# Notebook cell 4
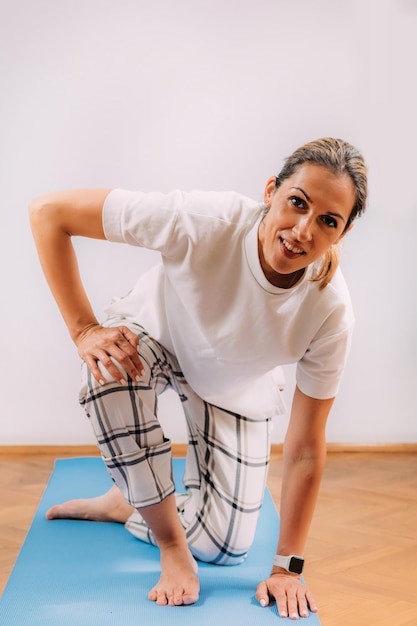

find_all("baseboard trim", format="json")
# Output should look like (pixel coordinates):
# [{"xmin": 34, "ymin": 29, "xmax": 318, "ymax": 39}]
[
  {"xmin": 325, "ymin": 443, "xmax": 417, "ymax": 453},
  {"xmin": 0, "ymin": 443, "xmax": 416, "ymax": 458}
]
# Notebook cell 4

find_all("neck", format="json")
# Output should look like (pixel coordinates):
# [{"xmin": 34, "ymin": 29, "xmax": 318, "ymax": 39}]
[{"xmin": 264, "ymin": 267, "xmax": 305, "ymax": 289}]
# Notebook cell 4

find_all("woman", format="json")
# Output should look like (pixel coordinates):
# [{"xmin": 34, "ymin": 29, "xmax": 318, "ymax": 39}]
[{"xmin": 29, "ymin": 137, "xmax": 367, "ymax": 620}]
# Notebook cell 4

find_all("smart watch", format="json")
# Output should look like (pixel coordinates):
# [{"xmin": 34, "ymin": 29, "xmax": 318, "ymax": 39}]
[{"xmin": 273, "ymin": 554, "xmax": 304, "ymax": 575}]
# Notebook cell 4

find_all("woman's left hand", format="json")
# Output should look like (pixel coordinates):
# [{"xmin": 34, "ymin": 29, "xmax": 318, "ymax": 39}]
[{"xmin": 255, "ymin": 572, "xmax": 318, "ymax": 620}]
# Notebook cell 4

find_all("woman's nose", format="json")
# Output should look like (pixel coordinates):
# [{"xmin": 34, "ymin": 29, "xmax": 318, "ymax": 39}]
[{"xmin": 293, "ymin": 216, "xmax": 314, "ymax": 241}]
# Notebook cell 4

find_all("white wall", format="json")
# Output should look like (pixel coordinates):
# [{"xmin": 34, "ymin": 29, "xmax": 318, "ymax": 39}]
[{"xmin": 1, "ymin": 0, "xmax": 416, "ymax": 445}]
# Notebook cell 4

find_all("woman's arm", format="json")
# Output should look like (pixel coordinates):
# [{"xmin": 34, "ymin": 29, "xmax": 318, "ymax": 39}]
[
  {"xmin": 29, "ymin": 189, "xmax": 109, "ymax": 341},
  {"xmin": 278, "ymin": 386, "xmax": 330, "ymax": 556},
  {"xmin": 256, "ymin": 385, "xmax": 332, "ymax": 619},
  {"xmin": 29, "ymin": 189, "xmax": 143, "ymax": 384}
]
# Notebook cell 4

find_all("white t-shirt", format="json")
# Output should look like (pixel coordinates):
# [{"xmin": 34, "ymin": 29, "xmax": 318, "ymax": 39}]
[{"xmin": 102, "ymin": 189, "xmax": 354, "ymax": 420}]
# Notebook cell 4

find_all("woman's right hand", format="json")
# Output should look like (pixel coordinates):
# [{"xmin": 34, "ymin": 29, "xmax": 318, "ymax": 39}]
[{"xmin": 76, "ymin": 324, "xmax": 144, "ymax": 386}]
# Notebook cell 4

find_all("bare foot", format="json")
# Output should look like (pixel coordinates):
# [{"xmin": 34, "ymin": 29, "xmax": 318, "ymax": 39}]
[
  {"xmin": 148, "ymin": 544, "xmax": 200, "ymax": 606},
  {"xmin": 47, "ymin": 486, "xmax": 200, "ymax": 605},
  {"xmin": 45, "ymin": 485, "xmax": 134, "ymax": 523}
]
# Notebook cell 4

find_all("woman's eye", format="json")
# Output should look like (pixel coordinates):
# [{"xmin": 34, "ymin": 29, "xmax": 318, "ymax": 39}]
[
  {"xmin": 290, "ymin": 196, "xmax": 305, "ymax": 209},
  {"xmin": 321, "ymin": 215, "xmax": 338, "ymax": 228}
]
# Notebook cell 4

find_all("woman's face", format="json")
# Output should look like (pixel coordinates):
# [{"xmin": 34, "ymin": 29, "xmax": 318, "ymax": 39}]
[{"xmin": 258, "ymin": 163, "xmax": 356, "ymax": 288}]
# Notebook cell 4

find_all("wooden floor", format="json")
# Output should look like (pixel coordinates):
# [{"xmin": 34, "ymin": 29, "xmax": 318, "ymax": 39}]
[{"xmin": 1, "ymin": 448, "xmax": 416, "ymax": 626}]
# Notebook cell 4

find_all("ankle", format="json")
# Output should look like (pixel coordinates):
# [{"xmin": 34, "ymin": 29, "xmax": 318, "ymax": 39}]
[{"xmin": 157, "ymin": 535, "xmax": 190, "ymax": 553}]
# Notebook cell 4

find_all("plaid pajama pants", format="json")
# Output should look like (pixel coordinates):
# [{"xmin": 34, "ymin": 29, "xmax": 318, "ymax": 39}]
[{"xmin": 79, "ymin": 323, "xmax": 272, "ymax": 565}]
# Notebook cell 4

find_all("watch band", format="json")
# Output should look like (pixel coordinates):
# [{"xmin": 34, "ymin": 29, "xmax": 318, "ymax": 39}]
[{"xmin": 273, "ymin": 554, "xmax": 304, "ymax": 575}]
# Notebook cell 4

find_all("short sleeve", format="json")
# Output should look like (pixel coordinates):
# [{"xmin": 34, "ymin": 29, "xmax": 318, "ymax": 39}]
[{"xmin": 296, "ymin": 322, "xmax": 354, "ymax": 399}]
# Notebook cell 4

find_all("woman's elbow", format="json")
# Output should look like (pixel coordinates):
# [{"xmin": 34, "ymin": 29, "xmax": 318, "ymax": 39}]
[{"xmin": 28, "ymin": 195, "xmax": 52, "ymax": 224}]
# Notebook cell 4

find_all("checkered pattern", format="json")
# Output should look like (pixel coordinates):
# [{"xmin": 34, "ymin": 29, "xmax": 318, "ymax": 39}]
[{"xmin": 79, "ymin": 324, "xmax": 272, "ymax": 565}]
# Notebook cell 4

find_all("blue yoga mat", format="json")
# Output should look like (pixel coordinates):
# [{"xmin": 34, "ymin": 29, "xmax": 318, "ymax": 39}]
[{"xmin": 0, "ymin": 457, "xmax": 321, "ymax": 625}]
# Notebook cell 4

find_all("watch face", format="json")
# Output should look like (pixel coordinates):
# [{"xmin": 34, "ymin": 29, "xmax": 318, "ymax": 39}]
[{"xmin": 289, "ymin": 556, "xmax": 304, "ymax": 575}]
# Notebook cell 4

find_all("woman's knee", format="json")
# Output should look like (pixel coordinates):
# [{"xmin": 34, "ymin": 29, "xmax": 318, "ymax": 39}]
[
  {"xmin": 185, "ymin": 509, "xmax": 259, "ymax": 566},
  {"xmin": 189, "ymin": 536, "xmax": 250, "ymax": 566},
  {"xmin": 78, "ymin": 361, "xmax": 126, "ymax": 414}
]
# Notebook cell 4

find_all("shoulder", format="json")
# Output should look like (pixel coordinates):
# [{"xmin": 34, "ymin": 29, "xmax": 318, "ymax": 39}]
[
  {"xmin": 102, "ymin": 188, "xmax": 263, "ymax": 251},
  {"xmin": 295, "ymin": 265, "xmax": 355, "ymax": 337},
  {"xmin": 105, "ymin": 188, "xmax": 259, "ymax": 215},
  {"xmin": 305, "ymin": 263, "xmax": 353, "ymax": 311},
  {"xmin": 324, "ymin": 266, "xmax": 354, "ymax": 325}
]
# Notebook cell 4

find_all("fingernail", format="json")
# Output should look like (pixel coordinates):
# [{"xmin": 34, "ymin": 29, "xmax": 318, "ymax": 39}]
[
  {"xmin": 135, "ymin": 375, "xmax": 142, "ymax": 382},
  {"xmin": 99, "ymin": 379, "xmax": 105, "ymax": 386},
  {"xmin": 120, "ymin": 378, "xmax": 127, "ymax": 386},
  {"xmin": 280, "ymin": 612, "xmax": 287, "ymax": 618},
  {"xmin": 260, "ymin": 599, "xmax": 266, "ymax": 607},
  {"xmin": 291, "ymin": 612, "xmax": 299, "ymax": 619}
]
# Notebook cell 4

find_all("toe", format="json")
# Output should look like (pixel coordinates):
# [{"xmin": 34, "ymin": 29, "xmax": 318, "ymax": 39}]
[
  {"xmin": 156, "ymin": 591, "xmax": 168, "ymax": 606},
  {"xmin": 182, "ymin": 593, "xmax": 198, "ymax": 606},
  {"xmin": 148, "ymin": 587, "xmax": 158, "ymax": 602}
]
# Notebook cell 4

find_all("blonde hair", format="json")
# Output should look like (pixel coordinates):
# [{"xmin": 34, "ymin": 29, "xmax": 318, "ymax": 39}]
[{"xmin": 275, "ymin": 137, "xmax": 368, "ymax": 289}]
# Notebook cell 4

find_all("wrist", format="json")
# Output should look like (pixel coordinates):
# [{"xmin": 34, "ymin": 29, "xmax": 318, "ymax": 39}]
[
  {"xmin": 71, "ymin": 321, "xmax": 101, "ymax": 345},
  {"xmin": 271, "ymin": 567, "xmax": 300, "ymax": 579},
  {"xmin": 273, "ymin": 554, "xmax": 304, "ymax": 575}
]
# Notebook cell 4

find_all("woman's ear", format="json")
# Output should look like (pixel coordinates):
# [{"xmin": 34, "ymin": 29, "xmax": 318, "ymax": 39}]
[{"xmin": 263, "ymin": 176, "xmax": 277, "ymax": 205}]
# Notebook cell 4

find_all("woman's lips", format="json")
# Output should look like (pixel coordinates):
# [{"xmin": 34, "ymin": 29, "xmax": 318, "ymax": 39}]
[{"xmin": 280, "ymin": 237, "xmax": 305, "ymax": 259}]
